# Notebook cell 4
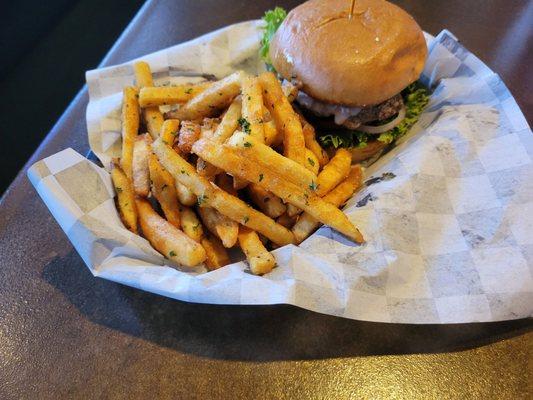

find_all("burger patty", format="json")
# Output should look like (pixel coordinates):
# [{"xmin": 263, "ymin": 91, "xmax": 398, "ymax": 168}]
[{"xmin": 341, "ymin": 94, "xmax": 404, "ymax": 130}]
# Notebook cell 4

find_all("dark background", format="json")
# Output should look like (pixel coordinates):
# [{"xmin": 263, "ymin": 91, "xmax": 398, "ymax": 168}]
[{"xmin": 0, "ymin": 0, "xmax": 145, "ymax": 194}]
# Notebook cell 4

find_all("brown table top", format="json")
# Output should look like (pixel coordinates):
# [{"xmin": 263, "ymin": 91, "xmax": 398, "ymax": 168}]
[{"xmin": 0, "ymin": 1, "xmax": 531, "ymax": 398}]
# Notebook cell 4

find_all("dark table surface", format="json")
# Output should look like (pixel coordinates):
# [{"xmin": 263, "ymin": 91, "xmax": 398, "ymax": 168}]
[{"xmin": 1, "ymin": 0, "xmax": 531, "ymax": 398}]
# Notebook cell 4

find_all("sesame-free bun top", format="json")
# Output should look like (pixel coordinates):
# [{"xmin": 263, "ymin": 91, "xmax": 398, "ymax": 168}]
[{"xmin": 270, "ymin": 0, "xmax": 427, "ymax": 107}]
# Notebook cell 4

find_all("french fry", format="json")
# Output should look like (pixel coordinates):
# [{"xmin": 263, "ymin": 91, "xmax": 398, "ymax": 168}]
[
  {"xmin": 160, "ymin": 119, "xmax": 180, "ymax": 146},
  {"xmin": 241, "ymin": 75, "xmax": 265, "ymax": 142},
  {"xmin": 177, "ymin": 120, "xmax": 201, "ymax": 154},
  {"xmin": 212, "ymin": 97, "xmax": 241, "ymax": 143},
  {"xmin": 175, "ymin": 181, "xmax": 197, "ymax": 206},
  {"xmin": 259, "ymin": 72, "xmax": 306, "ymax": 165},
  {"xmin": 226, "ymin": 130, "xmax": 316, "ymax": 187},
  {"xmin": 247, "ymin": 184, "xmax": 286, "ymax": 218},
  {"xmin": 152, "ymin": 138, "xmax": 295, "ymax": 246},
  {"xmin": 299, "ymin": 114, "xmax": 329, "ymax": 167},
  {"xmin": 281, "ymin": 79, "xmax": 299, "ymax": 102},
  {"xmin": 276, "ymin": 213, "xmax": 297, "ymax": 229},
  {"xmin": 180, "ymin": 206, "xmax": 204, "ymax": 242},
  {"xmin": 144, "ymin": 108, "xmax": 164, "ymax": 139},
  {"xmin": 133, "ymin": 61, "xmax": 163, "ymax": 139},
  {"xmin": 238, "ymin": 226, "xmax": 276, "ymax": 275},
  {"xmin": 133, "ymin": 61, "xmax": 154, "ymax": 87},
  {"xmin": 202, "ymin": 234, "xmax": 230, "ymax": 270},
  {"xmin": 138, "ymin": 82, "xmax": 212, "ymax": 107},
  {"xmin": 192, "ymin": 138, "xmax": 363, "ymax": 243},
  {"xmin": 148, "ymin": 154, "xmax": 181, "ymax": 228},
  {"xmin": 168, "ymin": 71, "xmax": 243, "ymax": 120},
  {"xmin": 263, "ymin": 119, "xmax": 281, "ymax": 147},
  {"xmin": 136, "ymin": 198, "xmax": 206, "ymax": 267},
  {"xmin": 132, "ymin": 134, "xmax": 152, "ymax": 197},
  {"xmin": 315, "ymin": 148, "xmax": 352, "ymax": 197},
  {"xmin": 198, "ymin": 206, "xmax": 239, "ymax": 248},
  {"xmin": 111, "ymin": 161, "xmax": 138, "ymax": 233},
  {"xmin": 120, "ymin": 86, "xmax": 140, "ymax": 179},
  {"xmin": 197, "ymin": 158, "xmax": 221, "ymax": 180},
  {"xmin": 305, "ymin": 148, "xmax": 320, "ymax": 176},
  {"xmin": 286, "ymin": 204, "xmax": 301, "ymax": 218},
  {"xmin": 215, "ymin": 173, "xmax": 237, "ymax": 196},
  {"xmin": 293, "ymin": 165, "xmax": 364, "ymax": 243},
  {"xmin": 233, "ymin": 177, "xmax": 248, "ymax": 191}
]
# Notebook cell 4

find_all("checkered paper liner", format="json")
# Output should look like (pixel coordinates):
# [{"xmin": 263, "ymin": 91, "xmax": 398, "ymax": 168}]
[{"xmin": 28, "ymin": 21, "xmax": 533, "ymax": 323}]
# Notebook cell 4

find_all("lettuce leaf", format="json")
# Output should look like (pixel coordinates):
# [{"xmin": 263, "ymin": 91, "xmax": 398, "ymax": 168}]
[
  {"xmin": 260, "ymin": 7, "xmax": 287, "ymax": 68},
  {"xmin": 319, "ymin": 82, "xmax": 430, "ymax": 149}
]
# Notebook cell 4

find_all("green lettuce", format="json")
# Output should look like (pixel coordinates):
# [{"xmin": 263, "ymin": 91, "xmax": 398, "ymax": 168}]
[
  {"xmin": 260, "ymin": 7, "xmax": 287, "ymax": 68},
  {"xmin": 319, "ymin": 82, "xmax": 430, "ymax": 149}
]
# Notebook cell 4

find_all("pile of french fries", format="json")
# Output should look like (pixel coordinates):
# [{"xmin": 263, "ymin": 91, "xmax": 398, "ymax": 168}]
[{"xmin": 110, "ymin": 61, "xmax": 365, "ymax": 275}]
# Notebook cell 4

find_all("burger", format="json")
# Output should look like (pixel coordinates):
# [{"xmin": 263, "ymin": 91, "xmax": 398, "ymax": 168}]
[{"xmin": 261, "ymin": 0, "xmax": 430, "ymax": 163}]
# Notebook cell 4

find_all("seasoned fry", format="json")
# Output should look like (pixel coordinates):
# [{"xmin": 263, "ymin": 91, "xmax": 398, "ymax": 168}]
[
  {"xmin": 133, "ymin": 61, "xmax": 154, "ymax": 87},
  {"xmin": 120, "ymin": 86, "xmax": 140, "ymax": 179},
  {"xmin": 293, "ymin": 165, "xmax": 364, "ymax": 243},
  {"xmin": 259, "ymin": 72, "xmax": 306, "ymax": 165},
  {"xmin": 247, "ymin": 184, "xmax": 287, "ymax": 218},
  {"xmin": 168, "ymin": 71, "xmax": 243, "ymax": 120},
  {"xmin": 232, "ymin": 177, "xmax": 248, "ymax": 190},
  {"xmin": 180, "ymin": 206, "xmax": 203, "ymax": 242},
  {"xmin": 192, "ymin": 138, "xmax": 363, "ymax": 243},
  {"xmin": 160, "ymin": 119, "xmax": 180, "ymax": 146},
  {"xmin": 241, "ymin": 75, "xmax": 265, "ymax": 141},
  {"xmin": 110, "ymin": 61, "xmax": 369, "ymax": 277},
  {"xmin": 276, "ymin": 213, "xmax": 297, "ymax": 229},
  {"xmin": 111, "ymin": 161, "xmax": 138, "ymax": 233},
  {"xmin": 175, "ymin": 181, "xmax": 197, "ymax": 206},
  {"xmin": 132, "ymin": 134, "xmax": 152, "ymax": 197},
  {"xmin": 136, "ymin": 198, "xmax": 206, "ymax": 267},
  {"xmin": 286, "ymin": 204, "xmax": 301, "ymax": 218},
  {"xmin": 177, "ymin": 120, "xmax": 201, "ymax": 154},
  {"xmin": 202, "ymin": 234, "xmax": 230, "ymax": 270},
  {"xmin": 196, "ymin": 158, "xmax": 221, "ymax": 180},
  {"xmin": 212, "ymin": 97, "xmax": 241, "ymax": 143},
  {"xmin": 263, "ymin": 119, "xmax": 281, "ymax": 147},
  {"xmin": 198, "ymin": 207, "xmax": 239, "ymax": 248},
  {"xmin": 215, "ymin": 173, "xmax": 237, "ymax": 195},
  {"xmin": 315, "ymin": 148, "xmax": 352, "ymax": 197},
  {"xmin": 148, "ymin": 154, "xmax": 181, "ymax": 228},
  {"xmin": 152, "ymin": 138, "xmax": 295, "ymax": 246},
  {"xmin": 138, "ymin": 82, "xmax": 212, "ymax": 107},
  {"xmin": 299, "ymin": 114, "xmax": 329, "ymax": 167},
  {"xmin": 144, "ymin": 108, "xmax": 165, "ymax": 139},
  {"xmin": 201, "ymin": 117, "xmax": 220, "ymax": 132},
  {"xmin": 238, "ymin": 226, "xmax": 276, "ymax": 275},
  {"xmin": 305, "ymin": 148, "xmax": 320, "ymax": 176},
  {"xmin": 133, "ymin": 61, "xmax": 163, "ymax": 138},
  {"xmin": 281, "ymin": 79, "xmax": 299, "ymax": 102},
  {"xmin": 226, "ymin": 130, "xmax": 316, "ymax": 187}
]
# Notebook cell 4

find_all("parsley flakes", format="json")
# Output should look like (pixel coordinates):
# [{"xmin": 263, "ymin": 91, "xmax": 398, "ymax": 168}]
[
  {"xmin": 197, "ymin": 195, "xmax": 208, "ymax": 206},
  {"xmin": 238, "ymin": 117, "xmax": 251, "ymax": 134}
]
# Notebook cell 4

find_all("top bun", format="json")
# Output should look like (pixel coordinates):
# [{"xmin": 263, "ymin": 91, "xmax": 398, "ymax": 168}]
[{"xmin": 270, "ymin": 0, "xmax": 427, "ymax": 107}]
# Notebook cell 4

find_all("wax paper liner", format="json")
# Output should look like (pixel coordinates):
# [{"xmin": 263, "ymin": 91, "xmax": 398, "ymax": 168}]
[{"xmin": 29, "ymin": 21, "xmax": 533, "ymax": 323}]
